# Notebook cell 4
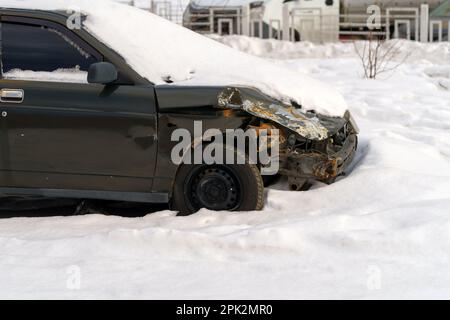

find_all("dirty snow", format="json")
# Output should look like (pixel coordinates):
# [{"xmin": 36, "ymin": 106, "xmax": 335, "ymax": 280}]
[
  {"xmin": 0, "ymin": 35, "xmax": 449, "ymax": 299},
  {"xmin": 2, "ymin": 0, "xmax": 347, "ymax": 117}
]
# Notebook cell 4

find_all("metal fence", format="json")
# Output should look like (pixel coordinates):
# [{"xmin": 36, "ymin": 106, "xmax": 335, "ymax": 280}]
[
  {"xmin": 150, "ymin": 0, "xmax": 185, "ymax": 25},
  {"xmin": 182, "ymin": 3, "xmax": 449, "ymax": 43},
  {"xmin": 122, "ymin": 1, "xmax": 449, "ymax": 43}
]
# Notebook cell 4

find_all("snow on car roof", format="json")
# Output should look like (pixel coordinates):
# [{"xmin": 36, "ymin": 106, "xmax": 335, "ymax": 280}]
[{"xmin": 2, "ymin": 0, "xmax": 348, "ymax": 116}]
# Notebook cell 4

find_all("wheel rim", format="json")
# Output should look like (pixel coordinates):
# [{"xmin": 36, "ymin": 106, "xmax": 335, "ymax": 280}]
[{"xmin": 186, "ymin": 165, "xmax": 242, "ymax": 211}]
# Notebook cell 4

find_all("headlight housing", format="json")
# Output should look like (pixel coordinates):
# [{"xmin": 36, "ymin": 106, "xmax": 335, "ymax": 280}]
[{"xmin": 344, "ymin": 110, "xmax": 360, "ymax": 134}]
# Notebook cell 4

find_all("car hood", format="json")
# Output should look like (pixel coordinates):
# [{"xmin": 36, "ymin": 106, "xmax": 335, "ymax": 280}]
[{"xmin": 155, "ymin": 85, "xmax": 348, "ymax": 140}]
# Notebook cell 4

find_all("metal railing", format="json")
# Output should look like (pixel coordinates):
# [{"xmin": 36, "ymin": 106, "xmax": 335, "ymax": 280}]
[{"xmin": 121, "ymin": 1, "xmax": 450, "ymax": 43}]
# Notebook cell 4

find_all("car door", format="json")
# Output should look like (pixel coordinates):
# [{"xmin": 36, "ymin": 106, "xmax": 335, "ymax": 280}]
[{"xmin": 0, "ymin": 16, "xmax": 158, "ymax": 194}]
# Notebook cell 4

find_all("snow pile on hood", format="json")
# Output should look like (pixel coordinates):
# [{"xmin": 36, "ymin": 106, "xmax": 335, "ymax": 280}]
[{"xmin": 2, "ymin": 0, "xmax": 348, "ymax": 117}]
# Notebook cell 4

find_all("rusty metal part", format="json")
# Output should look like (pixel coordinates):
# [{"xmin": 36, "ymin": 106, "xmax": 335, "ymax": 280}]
[
  {"xmin": 243, "ymin": 101, "xmax": 329, "ymax": 140},
  {"xmin": 218, "ymin": 87, "xmax": 329, "ymax": 140},
  {"xmin": 287, "ymin": 177, "xmax": 309, "ymax": 191},
  {"xmin": 218, "ymin": 87, "xmax": 241, "ymax": 108},
  {"xmin": 222, "ymin": 109, "xmax": 235, "ymax": 118},
  {"xmin": 279, "ymin": 134, "xmax": 358, "ymax": 184},
  {"xmin": 247, "ymin": 122, "xmax": 287, "ymax": 145}
]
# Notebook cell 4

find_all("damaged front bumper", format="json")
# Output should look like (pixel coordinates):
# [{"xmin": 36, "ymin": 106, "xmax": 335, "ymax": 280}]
[
  {"xmin": 279, "ymin": 133, "xmax": 358, "ymax": 189},
  {"xmin": 217, "ymin": 86, "xmax": 359, "ymax": 189}
]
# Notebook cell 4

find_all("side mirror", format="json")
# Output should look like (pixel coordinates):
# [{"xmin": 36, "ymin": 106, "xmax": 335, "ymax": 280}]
[{"xmin": 88, "ymin": 62, "xmax": 118, "ymax": 84}]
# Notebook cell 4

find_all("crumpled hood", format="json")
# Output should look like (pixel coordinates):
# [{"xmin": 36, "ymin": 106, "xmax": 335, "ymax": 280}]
[{"xmin": 217, "ymin": 87, "xmax": 348, "ymax": 140}]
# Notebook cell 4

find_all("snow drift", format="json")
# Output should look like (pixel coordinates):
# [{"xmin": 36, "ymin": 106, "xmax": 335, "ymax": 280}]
[
  {"xmin": 211, "ymin": 35, "xmax": 450, "ymax": 63},
  {"xmin": 2, "ymin": 0, "xmax": 348, "ymax": 116}
]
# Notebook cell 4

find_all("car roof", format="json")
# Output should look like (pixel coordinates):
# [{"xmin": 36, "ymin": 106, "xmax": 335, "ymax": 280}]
[{"xmin": 0, "ymin": 7, "xmax": 86, "ymax": 19}]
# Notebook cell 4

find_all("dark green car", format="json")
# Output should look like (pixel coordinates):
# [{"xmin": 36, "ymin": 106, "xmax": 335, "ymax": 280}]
[{"xmin": 0, "ymin": 8, "xmax": 358, "ymax": 215}]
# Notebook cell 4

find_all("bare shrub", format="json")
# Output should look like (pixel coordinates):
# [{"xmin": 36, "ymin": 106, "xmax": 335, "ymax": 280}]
[{"xmin": 353, "ymin": 32, "xmax": 411, "ymax": 79}]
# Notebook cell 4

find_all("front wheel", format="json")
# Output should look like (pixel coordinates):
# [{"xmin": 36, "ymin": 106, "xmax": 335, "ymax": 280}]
[{"xmin": 171, "ymin": 163, "xmax": 264, "ymax": 216}]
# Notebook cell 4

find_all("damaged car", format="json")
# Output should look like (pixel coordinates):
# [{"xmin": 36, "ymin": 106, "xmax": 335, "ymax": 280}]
[
  {"xmin": 0, "ymin": 1, "xmax": 358, "ymax": 215},
  {"xmin": 216, "ymin": 87, "xmax": 359, "ymax": 190}
]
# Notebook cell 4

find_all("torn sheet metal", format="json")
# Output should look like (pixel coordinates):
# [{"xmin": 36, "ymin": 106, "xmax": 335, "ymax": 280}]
[{"xmin": 217, "ymin": 87, "xmax": 329, "ymax": 140}]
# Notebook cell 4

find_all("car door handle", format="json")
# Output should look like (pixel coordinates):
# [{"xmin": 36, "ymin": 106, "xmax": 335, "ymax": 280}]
[{"xmin": 0, "ymin": 89, "xmax": 24, "ymax": 103}]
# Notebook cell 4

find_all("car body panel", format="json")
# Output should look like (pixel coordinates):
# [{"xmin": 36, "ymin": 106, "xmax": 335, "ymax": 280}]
[
  {"xmin": 0, "ymin": 79, "xmax": 158, "ymax": 192},
  {"xmin": 155, "ymin": 85, "xmax": 224, "ymax": 110}
]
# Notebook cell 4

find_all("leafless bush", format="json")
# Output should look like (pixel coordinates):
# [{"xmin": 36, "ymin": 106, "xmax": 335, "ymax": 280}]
[{"xmin": 353, "ymin": 33, "xmax": 411, "ymax": 79}]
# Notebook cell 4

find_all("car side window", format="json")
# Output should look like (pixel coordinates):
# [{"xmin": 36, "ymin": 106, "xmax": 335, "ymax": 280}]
[{"xmin": 0, "ymin": 20, "xmax": 101, "ymax": 83}]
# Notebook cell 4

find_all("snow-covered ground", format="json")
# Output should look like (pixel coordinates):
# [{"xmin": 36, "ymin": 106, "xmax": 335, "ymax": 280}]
[{"xmin": 1, "ymin": 36, "xmax": 450, "ymax": 299}]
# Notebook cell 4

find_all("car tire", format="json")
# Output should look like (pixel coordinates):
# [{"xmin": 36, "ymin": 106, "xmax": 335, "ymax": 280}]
[{"xmin": 172, "ymin": 163, "xmax": 264, "ymax": 216}]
